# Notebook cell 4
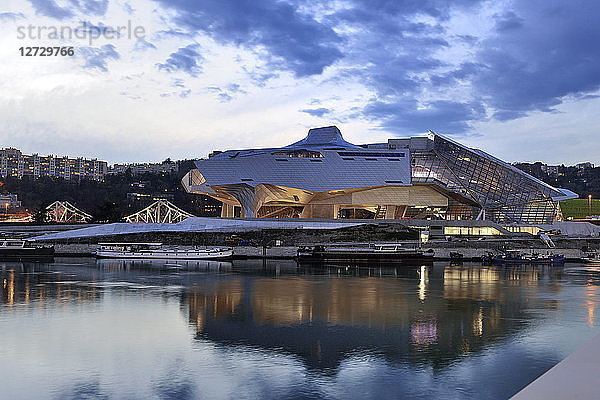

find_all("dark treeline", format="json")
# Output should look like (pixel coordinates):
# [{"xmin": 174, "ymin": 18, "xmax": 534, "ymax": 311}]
[
  {"xmin": 514, "ymin": 162, "xmax": 599, "ymax": 197},
  {"xmin": 1, "ymin": 161, "xmax": 220, "ymax": 222}
]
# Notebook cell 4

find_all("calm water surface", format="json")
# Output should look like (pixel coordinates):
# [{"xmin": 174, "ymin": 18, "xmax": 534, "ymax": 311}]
[{"xmin": 1, "ymin": 258, "xmax": 600, "ymax": 400}]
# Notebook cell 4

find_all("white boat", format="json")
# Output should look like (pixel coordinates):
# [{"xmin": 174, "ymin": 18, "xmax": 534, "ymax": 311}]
[
  {"xmin": 582, "ymin": 251, "xmax": 600, "ymax": 265},
  {"xmin": 0, "ymin": 238, "xmax": 54, "ymax": 259},
  {"xmin": 94, "ymin": 243, "xmax": 233, "ymax": 260}
]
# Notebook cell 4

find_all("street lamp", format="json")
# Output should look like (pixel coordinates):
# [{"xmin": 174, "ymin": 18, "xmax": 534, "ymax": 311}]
[{"xmin": 589, "ymin": 195, "xmax": 593, "ymax": 217}]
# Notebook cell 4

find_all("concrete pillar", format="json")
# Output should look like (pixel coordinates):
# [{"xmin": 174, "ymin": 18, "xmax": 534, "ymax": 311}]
[
  {"xmin": 227, "ymin": 184, "xmax": 260, "ymax": 218},
  {"xmin": 300, "ymin": 205, "xmax": 312, "ymax": 218},
  {"xmin": 400, "ymin": 206, "xmax": 408, "ymax": 218},
  {"xmin": 221, "ymin": 203, "xmax": 235, "ymax": 217},
  {"xmin": 385, "ymin": 205, "xmax": 396, "ymax": 219}
]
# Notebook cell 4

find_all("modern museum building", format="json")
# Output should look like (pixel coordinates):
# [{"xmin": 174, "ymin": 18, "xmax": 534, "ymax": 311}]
[{"xmin": 182, "ymin": 126, "xmax": 577, "ymax": 224}]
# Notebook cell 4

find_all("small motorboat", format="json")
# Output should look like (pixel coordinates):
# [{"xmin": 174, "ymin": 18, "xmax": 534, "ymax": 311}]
[
  {"xmin": 449, "ymin": 251, "xmax": 464, "ymax": 265},
  {"xmin": 482, "ymin": 249, "xmax": 564, "ymax": 264},
  {"xmin": 94, "ymin": 243, "xmax": 233, "ymax": 260},
  {"xmin": 0, "ymin": 238, "xmax": 55, "ymax": 260},
  {"xmin": 581, "ymin": 251, "xmax": 600, "ymax": 265}
]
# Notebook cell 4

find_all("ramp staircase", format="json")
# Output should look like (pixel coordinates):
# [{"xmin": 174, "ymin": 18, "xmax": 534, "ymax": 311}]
[{"xmin": 539, "ymin": 232, "xmax": 556, "ymax": 248}]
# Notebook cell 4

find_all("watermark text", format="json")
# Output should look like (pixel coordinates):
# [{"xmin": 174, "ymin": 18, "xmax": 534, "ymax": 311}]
[{"xmin": 17, "ymin": 21, "xmax": 146, "ymax": 45}]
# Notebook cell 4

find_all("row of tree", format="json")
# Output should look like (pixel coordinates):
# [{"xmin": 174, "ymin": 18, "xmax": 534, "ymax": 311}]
[
  {"xmin": 514, "ymin": 162, "xmax": 599, "ymax": 197},
  {"xmin": 1, "ymin": 164, "xmax": 221, "ymax": 223}
]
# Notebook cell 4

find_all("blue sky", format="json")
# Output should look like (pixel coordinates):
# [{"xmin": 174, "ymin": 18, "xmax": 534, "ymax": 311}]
[{"xmin": 0, "ymin": 0, "xmax": 599, "ymax": 164}]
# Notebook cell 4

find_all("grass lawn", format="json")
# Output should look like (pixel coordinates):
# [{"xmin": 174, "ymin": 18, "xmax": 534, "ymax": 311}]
[{"xmin": 560, "ymin": 198, "xmax": 600, "ymax": 219}]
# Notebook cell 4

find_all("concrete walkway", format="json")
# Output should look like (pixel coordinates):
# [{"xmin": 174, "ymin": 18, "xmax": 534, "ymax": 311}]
[
  {"xmin": 510, "ymin": 333, "xmax": 600, "ymax": 399},
  {"xmin": 30, "ymin": 217, "xmax": 369, "ymax": 241}
]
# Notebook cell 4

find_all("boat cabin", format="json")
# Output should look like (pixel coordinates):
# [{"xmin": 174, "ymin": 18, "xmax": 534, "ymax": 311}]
[
  {"xmin": 0, "ymin": 239, "xmax": 28, "ymax": 248},
  {"xmin": 98, "ymin": 243, "xmax": 163, "ymax": 252}
]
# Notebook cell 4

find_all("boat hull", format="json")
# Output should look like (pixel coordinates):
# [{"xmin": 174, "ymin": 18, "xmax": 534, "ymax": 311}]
[
  {"xmin": 488, "ymin": 256, "xmax": 565, "ymax": 264},
  {"xmin": 94, "ymin": 249, "xmax": 233, "ymax": 260},
  {"xmin": 0, "ymin": 247, "xmax": 55, "ymax": 260},
  {"xmin": 297, "ymin": 251, "xmax": 434, "ymax": 264}
]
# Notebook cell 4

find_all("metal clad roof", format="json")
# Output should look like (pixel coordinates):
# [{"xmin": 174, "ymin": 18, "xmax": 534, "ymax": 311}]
[
  {"xmin": 194, "ymin": 148, "xmax": 412, "ymax": 191},
  {"xmin": 284, "ymin": 126, "xmax": 362, "ymax": 149}
]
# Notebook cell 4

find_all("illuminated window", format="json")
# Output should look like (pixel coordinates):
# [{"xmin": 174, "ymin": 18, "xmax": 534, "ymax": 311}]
[{"xmin": 271, "ymin": 150, "xmax": 323, "ymax": 158}]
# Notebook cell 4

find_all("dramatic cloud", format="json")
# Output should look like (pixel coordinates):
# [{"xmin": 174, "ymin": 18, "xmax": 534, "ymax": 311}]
[
  {"xmin": 27, "ymin": 0, "xmax": 73, "ymax": 19},
  {"xmin": 340, "ymin": 0, "xmax": 482, "ymax": 21},
  {"xmin": 171, "ymin": 79, "xmax": 185, "ymax": 88},
  {"xmin": 157, "ymin": 44, "xmax": 204, "ymax": 76},
  {"xmin": 217, "ymin": 93, "xmax": 233, "ymax": 103},
  {"xmin": 3, "ymin": 0, "xmax": 600, "ymax": 164},
  {"xmin": 300, "ymin": 108, "xmax": 332, "ymax": 117},
  {"xmin": 154, "ymin": 0, "xmax": 343, "ymax": 77},
  {"xmin": 226, "ymin": 83, "xmax": 246, "ymax": 94},
  {"xmin": 27, "ymin": 0, "xmax": 108, "ymax": 18},
  {"xmin": 472, "ymin": 0, "xmax": 600, "ymax": 120},
  {"xmin": 241, "ymin": 67, "xmax": 279, "ymax": 87},
  {"xmin": 69, "ymin": 0, "xmax": 109, "ymax": 15},
  {"xmin": 365, "ymin": 99, "xmax": 486, "ymax": 134},
  {"xmin": 0, "ymin": 12, "xmax": 25, "ymax": 21},
  {"xmin": 78, "ymin": 44, "xmax": 120, "ymax": 71},
  {"xmin": 76, "ymin": 20, "xmax": 120, "ymax": 37},
  {"xmin": 133, "ymin": 38, "xmax": 157, "ymax": 51},
  {"xmin": 328, "ymin": 0, "xmax": 486, "ymax": 133}
]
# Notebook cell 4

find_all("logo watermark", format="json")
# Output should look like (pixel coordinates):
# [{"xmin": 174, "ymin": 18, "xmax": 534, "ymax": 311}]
[{"xmin": 17, "ymin": 20, "xmax": 146, "ymax": 46}]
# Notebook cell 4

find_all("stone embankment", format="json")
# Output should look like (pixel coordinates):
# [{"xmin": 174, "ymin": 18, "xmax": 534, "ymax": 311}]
[{"xmin": 53, "ymin": 243, "xmax": 587, "ymax": 261}]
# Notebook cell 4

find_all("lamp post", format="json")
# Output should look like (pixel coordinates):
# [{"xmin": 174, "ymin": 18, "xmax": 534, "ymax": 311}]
[{"xmin": 589, "ymin": 195, "xmax": 593, "ymax": 217}]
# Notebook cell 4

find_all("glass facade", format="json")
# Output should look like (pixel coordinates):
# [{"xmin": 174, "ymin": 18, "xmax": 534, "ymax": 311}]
[
  {"xmin": 443, "ymin": 226, "xmax": 502, "ymax": 236},
  {"xmin": 410, "ymin": 134, "xmax": 568, "ymax": 224}
]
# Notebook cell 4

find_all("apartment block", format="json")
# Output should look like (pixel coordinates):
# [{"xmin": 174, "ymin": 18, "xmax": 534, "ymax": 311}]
[{"xmin": 0, "ymin": 148, "xmax": 107, "ymax": 181}]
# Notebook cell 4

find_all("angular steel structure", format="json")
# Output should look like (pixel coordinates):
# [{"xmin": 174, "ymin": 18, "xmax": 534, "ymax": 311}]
[
  {"xmin": 182, "ymin": 126, "xmax": 577, "ymax": 223},
  {"xmin": 45, "ymin": 201, "xmax": 93, "ymax": 223},
  {"xmin": 124, "ymin": 200, "xmax": 195, "ymax": 223}
]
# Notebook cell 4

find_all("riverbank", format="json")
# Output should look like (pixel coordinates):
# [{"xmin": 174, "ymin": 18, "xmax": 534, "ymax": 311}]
[
  {"xmin": 51, "ymin": 243, "xmax": 588, "ymax": 261},
  {"xmin": 5, "ymin": 220, "xmax": 600, "ymax": 261}
]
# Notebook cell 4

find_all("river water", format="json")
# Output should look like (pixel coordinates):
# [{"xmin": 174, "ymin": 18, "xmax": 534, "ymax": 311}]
[{"xmin": 1, "ymin": 258, "xmax": 599, "ymax": 400}]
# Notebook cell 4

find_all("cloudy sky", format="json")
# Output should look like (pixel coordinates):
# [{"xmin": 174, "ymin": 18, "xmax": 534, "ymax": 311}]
[{"xmin": 0, "ymin": 0, "xmax": 598, "ymax": 164}]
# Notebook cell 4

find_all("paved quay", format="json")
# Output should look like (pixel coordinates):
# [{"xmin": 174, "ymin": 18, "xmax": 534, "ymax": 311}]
[
  {"xmin": 52, "ymin": 244, "xmax": 300, "ymax": 258},
  {"xmin": 51, "ymin": 243, "xmax": 584, "ymax": 260},
  {"xmin": 30, "ymin": 217, "xmax": 368, "ymax": 241},
  {"xmin": 510, "ymin": 333, "xmax": 600, "ymax": 399}
]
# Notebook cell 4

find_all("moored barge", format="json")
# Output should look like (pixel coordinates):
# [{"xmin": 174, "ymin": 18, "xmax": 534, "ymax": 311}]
[
  {"xmin": 0, "ymin": 238, "xmax": 55, "ymax": 260},
  {"xmin": 297, "ymin": 244, "xmax": 434, "ymax": 264},
  {"xmin": 94, "ymin": 243, "xmax": 233, "ymax": 260}
]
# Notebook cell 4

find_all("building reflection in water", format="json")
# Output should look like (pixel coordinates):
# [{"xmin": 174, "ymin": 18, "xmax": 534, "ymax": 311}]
[
  {"xmin": 1, "ymin": 262, "xmax": 102, "ymax": 308},
  {"xmin": 182, "ymin": 262, "xmax": 568, "ymax": 370},
  {"xmin": 418, "ymin": 265, "xmax": 428, "ymax": 301},
  {"xmin": 187, "ymin": 281, "xmax": 242, "ymax": 333},
  {"xmin": 585, "ymin": 285, "xmax": 597, "ymax": 327},
  {"xmin": 1, "ymin": 259, "xmax": 589, "ymax": 374},
  {"xmin": 410, "ymin": 320, "xmax": 437, "ymax": 346}
]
